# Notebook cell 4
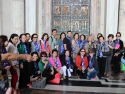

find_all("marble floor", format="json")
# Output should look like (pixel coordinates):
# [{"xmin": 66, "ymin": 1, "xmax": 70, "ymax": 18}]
[{"xmin": 7, "ymin": 69, "xmax": 125, "ymax": 94}]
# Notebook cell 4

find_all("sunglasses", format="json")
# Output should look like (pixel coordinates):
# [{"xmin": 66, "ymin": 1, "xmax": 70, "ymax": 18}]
[
  {"xmin": 33, "ymin": 37, "xmax": 38, "ymax": 38},
  {"xmin": 41, "ymin": 56, "xmax": 46, "ymax": 57}
]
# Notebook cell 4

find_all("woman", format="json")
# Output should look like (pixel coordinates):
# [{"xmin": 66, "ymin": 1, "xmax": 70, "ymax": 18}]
[
  {"xmin": 38, "ymin": 52, "xmax": 55, "ymax": 82},
  {"xmin": 6, "ymin": 34, "xmax": 19, "ymax": 89},
  {"xmin": 49, "ymin": 49, "xmax": 63, "ymax": 75},
  {"xmin": 112, "ymin": 32, "xmax": 124, "ymax": 77},
  {"xmin": 31, "ymin": 34, "xmax": 41, "ymax": 55},
  {"xmin": 0, "ymin": 35, "xmax": 11, "ymax": 93},
  {"xmin": 84, "ymin": 36, "xmax": 96, "ymax": 56},
  {"xmin": 72, "ymin": 33, "xmax": 80, "ymax": 60},
  {"xmin": 79, "ymin": 34, "xmax": 87, "ymax": 49},
  {"xmin": 87, "ymin": 48, "xmax": 98, "ymax": 80},
  {"xmin": 96, "ymin": 36, "xmax": 111, "ymax": 79},
  {"xmin": 40, "ymin": 33, "xmax": 51, "ymax": 57},
  {"xmin": 29, "ymin": 52, "xmax": 41, "ymax": 86},
  {"xmin": 75, "ymin": 48, "xmax": 88, "ymax": 79},
  {"xmin": 62, "ymin": 50, "xmax": 74, "ymax": 79},
  {"xmin": 57, "ymin": 32, "xmax": 66, "ymax": 63},
  {"xmin": 105, "ymin": 34, "xmax": 114, "ymax": 77},
  {"xmin": 17, "ymin": 34, "xmax": 30, "ymax": 89}
]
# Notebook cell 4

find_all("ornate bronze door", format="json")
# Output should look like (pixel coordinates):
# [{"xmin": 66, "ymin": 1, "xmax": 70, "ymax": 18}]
[{"xmin": 52, "ymin": 0, "xmax": 91, "ymax": 35}]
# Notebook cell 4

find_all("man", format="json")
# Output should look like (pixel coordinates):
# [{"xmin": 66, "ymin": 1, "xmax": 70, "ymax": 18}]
[
  {"xmin": 91, "ymin": 33, "xmax": 96, "ymax": 43},
  {"xmin": 25, "ymin": 33, "xmax": 31, "ymax": 53},
  {"xmin": 49, "ymin": 29, "xmax": 57, "ymax": 51},
  {"xmin": 112, "ymin": 32, "xmax": 123, "ymax": 77},
  {"xmin": 115, "ymin": 47, "xmax": 125, "ymax": 81},
  {"xmin": 63, "ymin": 31, "xmax": 72, "ymax": 54},
  {"xmin": 0, "ymin": 53, "xmax": 32, "ymax": 94}
]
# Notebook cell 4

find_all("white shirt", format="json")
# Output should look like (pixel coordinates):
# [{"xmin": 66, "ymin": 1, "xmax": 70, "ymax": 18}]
[{"xmin": 6, "ymin": 42, "xmax": 19, "ymax": 66}]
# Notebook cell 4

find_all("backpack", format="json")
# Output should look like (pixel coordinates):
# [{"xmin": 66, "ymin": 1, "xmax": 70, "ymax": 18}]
[{"xmin": 49, "ymin": 36, "xmax": 53, "ymax": 43}]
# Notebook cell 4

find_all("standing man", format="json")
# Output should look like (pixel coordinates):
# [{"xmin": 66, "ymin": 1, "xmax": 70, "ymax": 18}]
[
  {"xmin": 63, "ymin": 31, "xmax": 72, "ymax": 55},
  {"xmin": 112, "ymin": 32, "xmax": 124, "ymax": 77},
  {"xmin": 49, "ymin": 29, "xmax": 57, "ymax": 51}
]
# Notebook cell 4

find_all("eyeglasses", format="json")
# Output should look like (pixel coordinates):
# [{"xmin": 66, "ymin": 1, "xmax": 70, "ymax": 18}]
[
  {"xmin": 33, "ymin": 37, "xmax": 38, "ymax": 38},
  {"xmin": 41, "ymin": 56, "xmax": 46, "ymax": 57}
]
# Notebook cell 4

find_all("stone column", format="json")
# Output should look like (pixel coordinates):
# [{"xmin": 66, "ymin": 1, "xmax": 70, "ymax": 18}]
[
  {"xmin": 100, "ymin": 0, "xmax": 107, "ymax": 37},
  {"xmin": 106, "ymin": 0, "xmax": 119, "ymax": 38},
  {"xmin": 25, "ymin": 0, "xmax": 36, "ymax": 35},
  {"xmin": 42, "ymin": 0, "xmax": 52, "ymax": 36},
  {"xmin": 11, "ymin": 0, "xmax": 25, "ymax": 35},
  {"xmin": 0, "ymin": 0, "xmax": 2, "ymax": 35},
  {"xmin": 36, "ymin": 0, "xmax": 42, "ymax": 39},
  {"xmin": 118, "ymin": 0, "xmax": 125, "ymax": 45},
  {"xmin": 90, "ymin": 0, "xmax": 101, "ymax": 36}
]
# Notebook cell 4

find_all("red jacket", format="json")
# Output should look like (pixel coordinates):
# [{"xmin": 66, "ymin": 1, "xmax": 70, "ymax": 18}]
[{"xmin": 75, "ymin": 55, "xmax": 88, "ymax": 69}]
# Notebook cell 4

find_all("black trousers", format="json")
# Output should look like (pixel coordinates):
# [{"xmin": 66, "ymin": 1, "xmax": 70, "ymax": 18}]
[
  {"xmin": 97, "ymin": 57, "xmax": 106, "ymax": 78},
  {"xmin": 59, "ymin": 54, "xmax": 64, "ymax": 64},
  {"xmin": 77, "ymin": 69, "xmax": 87, "ymax": 79},
  {"xmin": 113, "ymin": 55, "xmax": 121, "ymax": 74}
]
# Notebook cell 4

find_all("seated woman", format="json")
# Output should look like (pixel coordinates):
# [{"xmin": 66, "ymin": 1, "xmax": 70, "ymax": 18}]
[
  {"xmin": 29, "ymin": 52, "xmax": 41, "ymax": 87},
  {"xmin": 38, "ymin": 52, "xmax": 55, "ymax": 82},
  {"xmin": 62, "ymin": 50, "xmax": 74, "ymax": 80},
  {"xmin": 75, "ymin": 48, "xmax": 88, "ymax": 79},
  {"xmin": 49, "ymin": 49, "xmax": 63, "ymax": 75},
  {"xmin": 87, "ymin": 49, "xmax": 99, "ymax": 80}
]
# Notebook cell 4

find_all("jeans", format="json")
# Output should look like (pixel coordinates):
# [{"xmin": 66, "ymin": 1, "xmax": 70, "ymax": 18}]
[{"xmin": 87, "ymin": 70, "xmax": 98, "ymax": 80}]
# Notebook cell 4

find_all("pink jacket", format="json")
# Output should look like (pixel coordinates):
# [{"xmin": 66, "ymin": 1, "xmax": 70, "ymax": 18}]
[
  {"xmin": 40, "ymin": 40, "xmax": 51, "ymax": 53},
  {"xmin": 49, "ymin": 57, "xmax": 62, "ymax": 70}
]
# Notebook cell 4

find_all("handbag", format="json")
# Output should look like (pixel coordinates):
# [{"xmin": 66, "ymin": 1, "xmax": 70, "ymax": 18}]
[{"xmin": 49, "ymin": 73, "xmax": 60, "ymax": 84}]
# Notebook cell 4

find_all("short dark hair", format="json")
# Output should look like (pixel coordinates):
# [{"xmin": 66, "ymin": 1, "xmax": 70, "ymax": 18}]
[
  {"xmin": 60, "ymin": 32, "xmax": 66, "ymax": 39},
  {"xmin": 73, "ymin": 33, "xmax": 79, "ymax": 39},
  {"xmin": 19, "ymin": 34, "xmax": 26, "ymax": 41},
  {"xmin": 0, "ymin": 35, "xmax": 8, "ymax": 49},
  {"xmin": 67, "ymin": 30, "xmax": 72, "ymax": 34},
  {"xmin": 64, "ymin": 50, "xmax": 70, "ymax": 54},
  {"xmin": 52, "ymin": 29, "xmax": 57, "ymax": 33},
  {"xmin": 40, "ymin": 52, "xmax": 47, "ymax": 57},
  {"xmin": 97, "ymin": 33, "xmax": 103, "ymax": 40},
  {"xmin": 25, "ymin": 33, "xmax": 30, "ymax": 36},
  {"xmin": 9, "ymin": 33, "xmax": 18, "ymax": 43},
  {"xmin": 31, "ymin": 52, "xmax": 40, "ymax": 62},
  {"xmin": 80, "ymin": 34, "xmax": 86, "ymax": 40},
  {"xmin": 116, "ymin": 32, "xmax": 121, "ymax": 37},
  {"xmin": 99, "ymin": 36, "xmax": 105, "ymax": 40},
  {"xmin": 41, "ymin": 33, "xmax": 49, "ymax": 41},
  {"xmin": 31, "ymin": 33, "xmax": 38, "ymax": 40},
  {"xmin": 89, "ymin": 48, "xmax": 95, "ymax": 53},
  {"xmin": 108, "ymin": 34, "xmax": 114, "ymax": 38},
  {"xmin": 52, "ymin": 49, "xmax": 58, "ymax": 55}
]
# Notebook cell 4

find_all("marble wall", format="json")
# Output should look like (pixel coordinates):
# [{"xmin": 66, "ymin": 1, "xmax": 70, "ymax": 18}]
[
  {"xmin": 119, "ymin": 0, "xmax": 125, "ymax": 45},
  {"xmin": 0, "ymin": 0, "xmax": 2, "ymax": 35},
  {"xmin": 0, "ymin": 0, "xmax": 124, "ymax": 44}
]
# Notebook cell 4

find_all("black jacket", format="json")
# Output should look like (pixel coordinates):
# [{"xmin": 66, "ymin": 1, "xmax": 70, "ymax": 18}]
[
  {"xmin": 88, "ymin": 56, "xmax": 98, "ymax": 71},
  {"xmin": 62, "ymin": 56, "xmax": 74, "ymax": 68}
]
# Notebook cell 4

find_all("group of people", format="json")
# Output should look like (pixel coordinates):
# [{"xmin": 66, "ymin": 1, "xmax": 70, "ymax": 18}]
[{"xmin": 0, "ymin": 29, "xmax": 124, "ymax": 94}]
